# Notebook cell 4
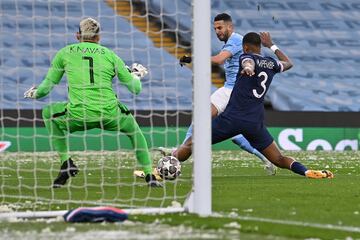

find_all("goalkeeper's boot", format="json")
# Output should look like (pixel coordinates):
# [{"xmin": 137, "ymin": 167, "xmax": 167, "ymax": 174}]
[
  {"xmin": 145, "ymin": 174, "xmax": 163, "ymax": 188},
  {"xmin": 134, "ymin": 168, "xmax": 162, "ymax": 180},
  {"xmin": 53, "ymin": 159, "xmax": 79, "ymax": 188},
  {"xmin": 305, "ymin": 170, "xmax": 334, "ymax": 179},
  {"xmin": 156, "ymin": 147, "xmax": 175, "ymax": 156}
]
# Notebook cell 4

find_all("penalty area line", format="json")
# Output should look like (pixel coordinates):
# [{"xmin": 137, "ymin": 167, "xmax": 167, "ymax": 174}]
[{"xmin": 233, "ymin": 215, "xmax": 360, "ymax": 233}]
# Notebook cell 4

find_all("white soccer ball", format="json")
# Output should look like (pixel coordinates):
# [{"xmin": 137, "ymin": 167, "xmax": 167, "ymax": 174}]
[{"xmin": 156, "ymin": 156, "xmax": 181, "ymax": 180}]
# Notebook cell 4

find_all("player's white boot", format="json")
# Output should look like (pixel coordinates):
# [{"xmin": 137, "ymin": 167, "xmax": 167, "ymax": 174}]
[
  {"xmin": 264, "ymin": 160, "xmax": 277, "ymax": 175},
  {"xmin": 134, "ymin": 168, "xmax": 162, "ymax": 181}
]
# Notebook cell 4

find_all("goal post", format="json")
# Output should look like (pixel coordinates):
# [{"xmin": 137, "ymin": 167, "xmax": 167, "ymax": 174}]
[
  {"xmin": 0, "ymin": 0, "xmax": 211, "ymax": 218},
  {"xmin": 192, "ymin": 0, "xmax": 212, "ymax": 216}
]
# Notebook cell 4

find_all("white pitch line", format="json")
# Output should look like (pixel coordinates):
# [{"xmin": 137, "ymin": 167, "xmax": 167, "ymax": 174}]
[{"xmin": 234, "ymin": 215, "xmax": 360, "ymax": 233}]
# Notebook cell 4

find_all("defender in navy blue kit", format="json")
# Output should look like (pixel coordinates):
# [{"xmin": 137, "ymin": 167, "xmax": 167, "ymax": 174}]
[
  {"xmin": 212, "ymin": 52, "xmax": 283, "ymax": 149},
  {"xmin": 174, "ymin": 32, "xmax": 333, "ymax": 179}
]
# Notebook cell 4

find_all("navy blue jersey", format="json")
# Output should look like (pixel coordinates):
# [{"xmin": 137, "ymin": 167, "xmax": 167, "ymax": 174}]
[{"xmin": 222, "ymin": 53, "xmax": 283, "ymax": 123}]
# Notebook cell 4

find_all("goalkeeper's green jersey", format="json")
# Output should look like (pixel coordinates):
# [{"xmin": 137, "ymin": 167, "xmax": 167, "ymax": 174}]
[{"xmin": 36, "ymin": 42, "xmax": 141, "ymax": 120}]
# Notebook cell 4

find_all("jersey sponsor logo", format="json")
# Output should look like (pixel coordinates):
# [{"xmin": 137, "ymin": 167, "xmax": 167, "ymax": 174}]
[
  {"xmin": 70, "ymin": 46, "xmax": 106, "ymax": 55},
  {"xmin": 256, "ymin": 59, "xmax": 275, "ymax": 69}
]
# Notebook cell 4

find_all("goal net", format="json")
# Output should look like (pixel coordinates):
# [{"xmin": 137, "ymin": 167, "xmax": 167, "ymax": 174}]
[{"xmin": 0, "ymin": 0, "xmax": 211, "ymax": 217}]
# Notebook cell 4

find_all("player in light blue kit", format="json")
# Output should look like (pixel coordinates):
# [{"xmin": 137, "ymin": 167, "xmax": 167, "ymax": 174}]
[{"xmin": 174, "ymin": 13, "xmax": 276, "ymax": 175}]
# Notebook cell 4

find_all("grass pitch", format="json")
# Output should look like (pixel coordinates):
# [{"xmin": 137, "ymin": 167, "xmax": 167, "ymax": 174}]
[{"xmin": 1, "ymin": 150, "xmax": 360, "ymax": 239}]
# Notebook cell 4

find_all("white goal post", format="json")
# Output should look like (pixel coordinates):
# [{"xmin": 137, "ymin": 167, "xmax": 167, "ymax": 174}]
[{"xmin": 191, "ymin": 0, "xmax": 212, "ymax": 216}]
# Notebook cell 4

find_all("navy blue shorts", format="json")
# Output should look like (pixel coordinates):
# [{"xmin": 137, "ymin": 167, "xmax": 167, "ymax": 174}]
[{"xmin": 212, "ymin": 115, "xmax": 273, "ymax": 151}]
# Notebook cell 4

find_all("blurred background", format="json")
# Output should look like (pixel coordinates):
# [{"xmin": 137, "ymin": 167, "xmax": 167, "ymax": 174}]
[{"xmin": 0, "ymin": 0, "xmax": 359, "ymax": 152}]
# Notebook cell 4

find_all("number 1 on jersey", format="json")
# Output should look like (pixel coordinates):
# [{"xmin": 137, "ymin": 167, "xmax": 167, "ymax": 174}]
[{"xmin": 82, "ymin": 56, "xmax": 94, "ymax": 84}]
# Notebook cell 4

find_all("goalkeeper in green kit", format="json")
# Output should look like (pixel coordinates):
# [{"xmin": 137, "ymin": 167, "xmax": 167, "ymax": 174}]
[{"xmin": 24, "ymin": 18, "xmax": 162, "ymax": 188}]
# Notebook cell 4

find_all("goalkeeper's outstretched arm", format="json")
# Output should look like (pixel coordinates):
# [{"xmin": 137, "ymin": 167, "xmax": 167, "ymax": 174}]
[
  {"xmin": 24, "ymin": 50, "xmax": 65, "ymax": 99},
  {"xmin": 115, "ymin": 56, "xmax": 148, "ymax": 95}
]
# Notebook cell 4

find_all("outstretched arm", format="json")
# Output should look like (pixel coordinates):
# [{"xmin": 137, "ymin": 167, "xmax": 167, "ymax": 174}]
[
  {"xmin": 179, "ymin": 50, "xmax": 232, "ymax": 67},
  {"xmin": 260, "ymin": 32, "xmax": 293, "ymax": 72},
  {"xmin": 115, "ymin": 57, "xmax": 147, "ymax": 95},
  {"xmin": 24, "ymin": 51, "xmax": 65, "ymax": 99},
  {"xmin": 211, "ymin": 50, "xmax": 232, "ymax": 65},
  {"xmin": 212, "ymin": 36, "xmax": 242, "ymax": 65}
]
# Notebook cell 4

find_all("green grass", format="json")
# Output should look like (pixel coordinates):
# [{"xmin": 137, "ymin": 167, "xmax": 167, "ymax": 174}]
[{"xmin": 1, "ymin": 150, "xmax": 360, "ymax": 239}]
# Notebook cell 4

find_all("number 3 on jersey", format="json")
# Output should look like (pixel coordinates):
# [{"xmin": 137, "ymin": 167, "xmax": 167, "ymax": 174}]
[
  {"xmin": 253, "ymin": 71, "xmax": 268, "ymax": 98},
  {"xmin": 82, "ymin": 56, "xmax": 94, "ymax": 85}
]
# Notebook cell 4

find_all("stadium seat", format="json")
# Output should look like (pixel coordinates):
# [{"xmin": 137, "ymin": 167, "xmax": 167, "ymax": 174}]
[
  {"xmin": 0, "ymin": 0, "xmax": 193, "ymax": 110},
  {"xmin": 142, "ymin": 0, "xmax": 192, "ymax": 43},
  {"xmin": 139, "ymin": 0, "xmax": 359, "ymax": 111}
]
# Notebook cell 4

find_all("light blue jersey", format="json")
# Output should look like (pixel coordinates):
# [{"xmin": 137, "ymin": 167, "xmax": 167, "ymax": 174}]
[{"xmin": 222, "ymin": 32, "xmax": 243, "ymax": 89}]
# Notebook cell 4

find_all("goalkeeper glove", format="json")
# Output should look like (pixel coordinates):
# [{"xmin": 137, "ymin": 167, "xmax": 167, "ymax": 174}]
[
  {"xmin": 145, "ymin": 174, "xmax": 163, "ymax": 188},
  {"xmin": 131, "ymin": 63, "xmax": 148, "ymax": 78},
  {"xmin": 125, "ymin": 65, "xmax": 132, "ymax": 73},
  {"xmin": 24, "ymin": 86, "xmax": 37, "ymax": 99},
  {"xmin": 179, "ymin": 55, "xmax": 192, "ymax": 67}
]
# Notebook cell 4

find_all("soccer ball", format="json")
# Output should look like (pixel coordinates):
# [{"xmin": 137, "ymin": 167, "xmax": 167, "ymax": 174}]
[{"xmin": 156, "ymin": 156, "xmax": 181, "ymax": 180}]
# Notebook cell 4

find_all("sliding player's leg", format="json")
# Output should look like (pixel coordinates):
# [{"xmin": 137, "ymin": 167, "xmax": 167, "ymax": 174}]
[
  {"xmin": 161, "ymin": 103, "xmax": 216, "ymax": 161},
  {"xmin": 260, "ymin": 141, "xmax": 299, "ymax": 169},
  {"xmin": 170, "ymin": 103, "xmax": 217, "ymax": 160},
  {"xmin": 181, "ymin": 121, "xmax": 277, "ymax": 177},
  {"xmin": 174, "ymin": 113, "xmax": 239, "ymax": 163},
  {"xmin": 172, "ymin": 137, "xmax": 193, "ymax": 162},
  {"xmin": 258, "ymin": 135, "xmax": 333, "ymax": 179},
  {"xmin": 232, "ymin": 134, "xmax": 276, "ymax": 175},
  {"xmin": 245, "ymin": 124, "xmax": 306, "ymax": 174},
  {"xmin": 211, "ymin": 87, "xmax": 276, "ymax": 174},
  {"xmin": 42, "ymin": 102, "xmax": 79, "ymax": 187}
]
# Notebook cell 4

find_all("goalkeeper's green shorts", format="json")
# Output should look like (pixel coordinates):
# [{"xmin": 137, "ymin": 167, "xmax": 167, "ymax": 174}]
[
  {"xmin": 42, "ymin": 102, "xmax": 143, "ymax": 134},
  {"xmin": 42, "ymin": 102, "xmax": 152, "ymax": 175}
]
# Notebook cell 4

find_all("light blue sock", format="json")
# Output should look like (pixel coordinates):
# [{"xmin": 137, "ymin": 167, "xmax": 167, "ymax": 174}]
[
  {"xmin": 252, "ymin": 149, "xmax": 267, "ymax": 162},
  {"xmin": 232, "ymin": 134, "xmax": 254, "ymax": 154},
  {"xmin": 232, "ymin": 134, "xmax": 267, "ymax": 162},
  {"xmin": 182, "ymin": 124, "xmax": 193, "ymax": 145}
]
